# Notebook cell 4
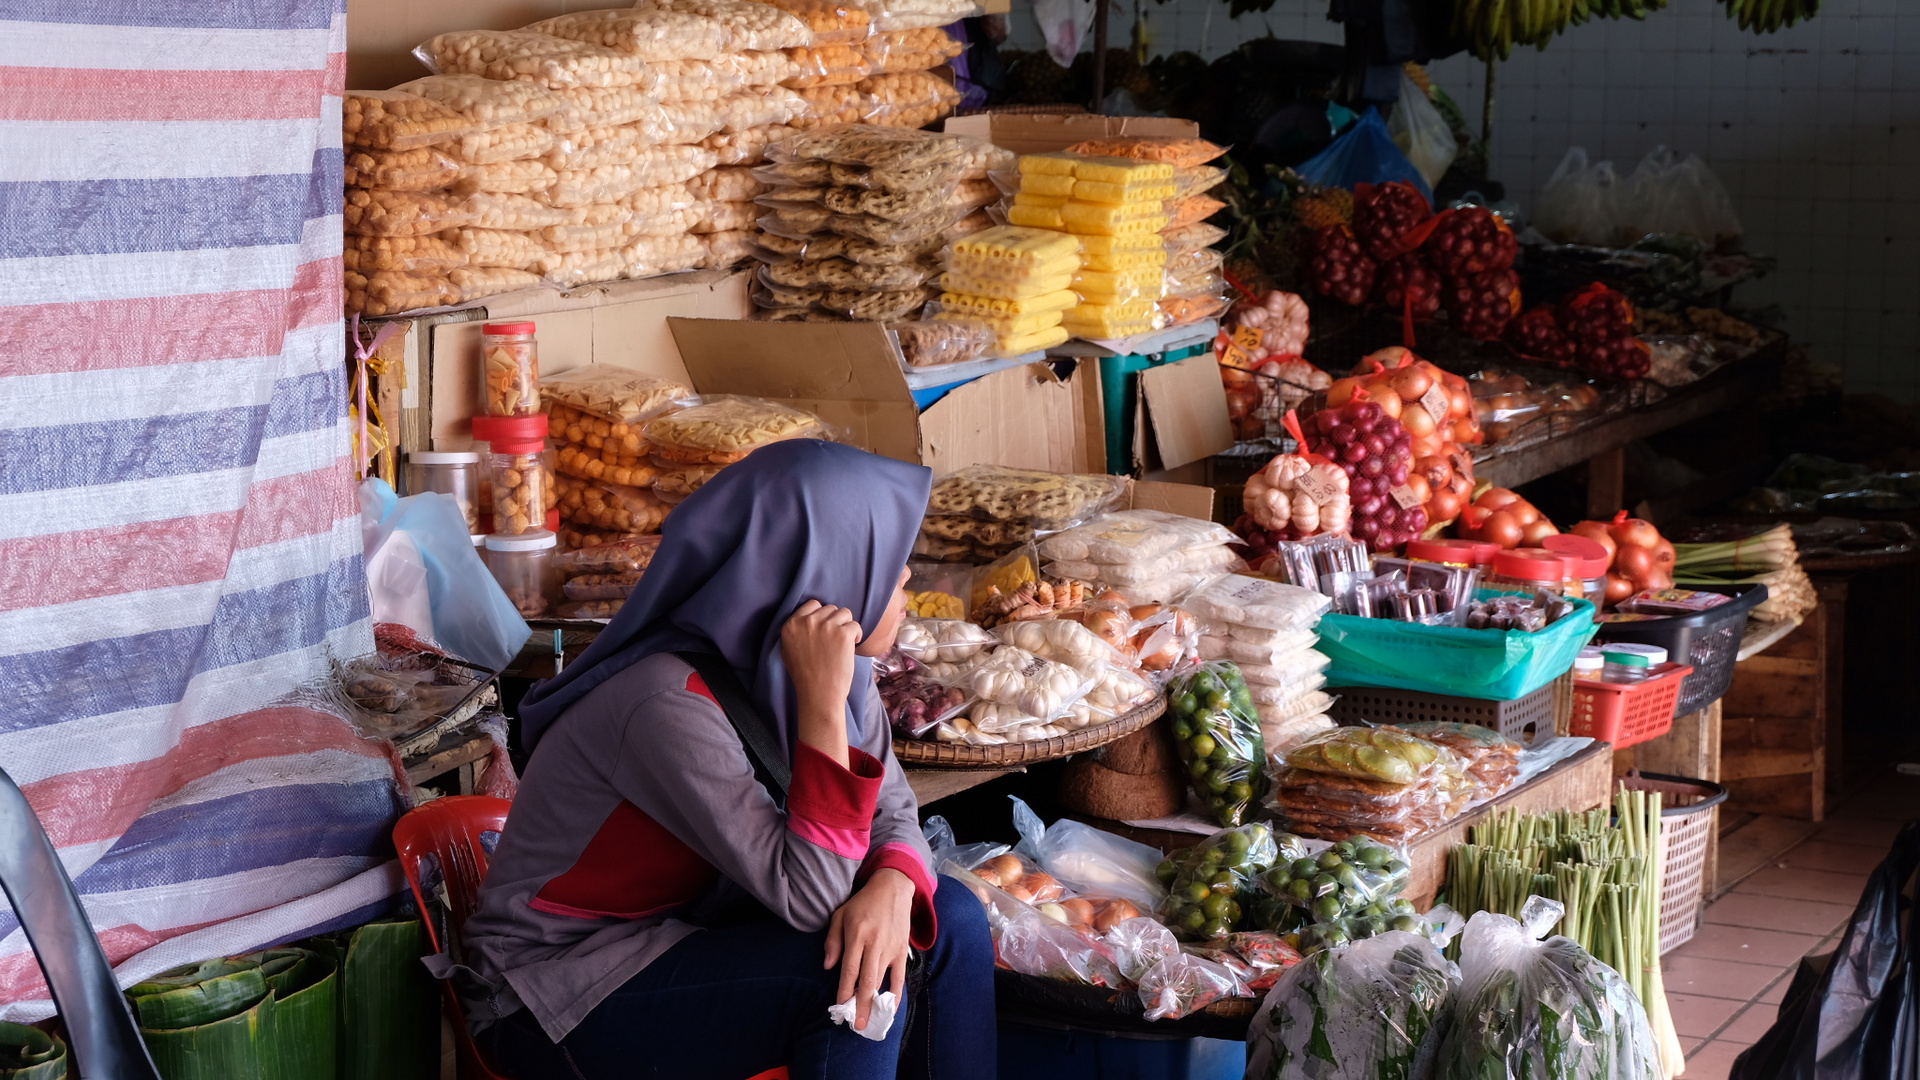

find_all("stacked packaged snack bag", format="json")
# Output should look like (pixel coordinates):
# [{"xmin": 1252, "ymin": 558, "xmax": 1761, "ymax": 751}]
[
  {"xmin": 1064, "ymin": 135, "xmax": 1232, "ymax": 329},
  {"xmin": 1004, "ymin": 153, "xmax": 1172, "ymax": 341},
  {"xmin": 749, "ymin": 125, "xmax": 1011, "ymax": 324},
  {"xmin": 1184, "ymin": 576, "xmax": 1338, "ymax": 759},
  {"xmin": 927, "ymin": 225, "xmax": 1081, "ymax": 357}
]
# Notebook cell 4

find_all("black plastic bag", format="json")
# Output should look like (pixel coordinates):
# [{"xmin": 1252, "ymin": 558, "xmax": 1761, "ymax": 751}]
[{"xmin": 1731, "ymin": 819, "xmax": 1920, "ymax": 1080}]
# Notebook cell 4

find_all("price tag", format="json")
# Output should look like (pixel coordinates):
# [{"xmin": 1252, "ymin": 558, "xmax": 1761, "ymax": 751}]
[
  {"xmin": 1233, "ymin": 325, "xmax": 1264, "ymax": 352},
  {"xmin": 1389, "ymin": 483, "xmax": 1424, "ymax": 510},
  {"xmin": 1419, "ymin": 381, "xmax": 1451, "ymax": 425},
  {"xmin": 1295, "ymin": 467, "xmax": 1343, "ymax": 504},
  {"xmin": 1219, "ymin": 341, "xmax": 1252, "ymax": 368}
]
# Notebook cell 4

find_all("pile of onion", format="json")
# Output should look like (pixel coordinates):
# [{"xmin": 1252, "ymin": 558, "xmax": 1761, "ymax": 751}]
[
  {"xmin": 1571, "ymin": 511, "xmax": 1676, "ymax": 605},
  {"xmin": 1456, "ymin": 487, "xmax": 1560, "ymax": 549},
  {"xmin": 1352, "ymin": 180, "xmax": 1434, "ymax": 262},
  {"xmin": 1304, "ymin": 225, "xmax": 1376, "ymax": 306},
  {"xmin": 1300, "ymin": 392, "xmax": 1422, "ymax": 551},
  {"xmin": 1325, "ymin": 347, "xmax": 1480, "ymax": 530},
  {"xmin": 1374, "ymin": 254, "xmax": 1443, "ymax": 320},
  {"xmin": 1244, "ymin": 452, "xmax": 1352, "ymax": 537}
]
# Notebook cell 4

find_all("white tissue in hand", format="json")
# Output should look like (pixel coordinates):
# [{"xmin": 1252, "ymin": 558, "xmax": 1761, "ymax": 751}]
[{"xmin": 828, "ymin": 990, "xmax": 898, "ymax": 1042}]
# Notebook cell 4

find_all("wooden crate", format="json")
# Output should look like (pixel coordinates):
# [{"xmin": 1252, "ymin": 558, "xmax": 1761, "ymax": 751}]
[
  {"xmin": 1718, "ymin": 601, "xmax": 1836, "ymax": 821},
  {"xmin": 1403, "ymin": 741, "xmax": 1615, "ymax": 910}
]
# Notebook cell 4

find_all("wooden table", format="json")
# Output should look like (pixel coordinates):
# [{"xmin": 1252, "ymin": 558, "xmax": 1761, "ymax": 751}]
[{"xmin": 905, "ymin": 766, "xmax": 1023, "ymax": 806}]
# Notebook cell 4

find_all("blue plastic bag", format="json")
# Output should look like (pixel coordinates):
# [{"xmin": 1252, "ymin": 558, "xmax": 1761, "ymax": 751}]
[
  {"xmin": 360, "ymin": 480, "xmax": 530, "ymax": 672},
  {"xmin": 1296, "ymin": 107, "xmax": 1433, "ymax": 203},
  {"xmin": 1314, "ymin": 591, "xmax": 1598, "ymax": 700}
]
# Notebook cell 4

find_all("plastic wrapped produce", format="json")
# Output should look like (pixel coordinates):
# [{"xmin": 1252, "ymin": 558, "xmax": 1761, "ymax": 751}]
[
  {"xmin": 344, "ymin": 189, "xmax": 475, "ymax": 237},
  {"xmin": 1285, "ymin": 726, "xmax": 1440, "ymax": 786},
  {"xmin": 967, "ymin": 646, "xmax": 1095, "ymax": 723},
  {"xmin": 1152, "ymin": 822, "xmax": 1292, "ymax": 941},
  {"xmin": 630, "ymin": 0, "xmax": 814, "ymax": 51},
  {"xmin": 876, "ymin": 649, "xmax": 971, "ymax": 737},
  {"xmin": 394, "ymin": 74, "xmax": 566, "ymax": 127},
  {"xmin": 343, "ymin": 89, "xmax": 474, "ymax": 151},
  {"xmin": 1071, "ymin": 665, "xmax": 1156, "ymax": 723},
  {"xmin": 525, "ymin": 9, "xmax": 731, "ymax": 62},
  {"xmin": 895, "ymin": 617, "xmax": 995, "ymax": 664},
  {"xmin": 1244, "ymin": 931, "xmax": 1459, "ymax": 1080},
  {"xmin": 996, "ymin": 617, "xmax": 1125, "ymax": 679},
  {"xmin": 344, "ymin": 269, "xmax": 459, "ymax": 317},
  {"xmin": 1254, "ymin": 836, "xmax": 1412, "ymax": 931},
  {"xmin": 1036, "ymin": 509, "xmax": 1236, "ymax": 565},
  {"xmin": 643, "ymin": 397, "xmax": 830, "ymax": 464},
  {"xmin": 344, "ymin": 233, "xmax": 465, "ymax": 274},
  {"xmin": 1166, "ymin": 662, "xmax": 1266, "ymax": 827},
  {"xmin": 1187, "ymin": 575, "xmax": 1333, "ymax": 633},
  {"xmin": 344, "ymin": 147, "xmax": 465, "ymax": 192},
  {"xmin": 1394, "ymin": 721, "xmax": 1520, "ymax": 801},
  {"xmin": 1436, "ymin": 904, "xmax": 1661, "ymax": 1080},
  {"xmin": 415, "ymin": 29, "xmax": 662, "ymax": 90}
]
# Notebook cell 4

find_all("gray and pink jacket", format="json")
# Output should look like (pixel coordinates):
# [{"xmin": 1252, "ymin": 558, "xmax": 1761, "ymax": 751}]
[{"xmin": 454, "ymin": 652, "xmax": 937, "ymax": 1042}]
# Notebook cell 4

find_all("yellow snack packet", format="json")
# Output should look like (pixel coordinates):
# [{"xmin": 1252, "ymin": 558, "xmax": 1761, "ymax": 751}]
[
  {"xmin": 1007, "ymin": 203, "xmax": 1065, "ymax": 230},
  {"xmin": 941, "ymin": 270, "xmax": 1076, "ymax": 301},
  {"xmin": 1068, "ymin": 156, "xmax": 1176, "ymax": 185},
  {"xmin": 1072, "ymin": 179, "xmax": 1177, "ymax": 205},
  {"xmin": 1020, "ymin": 172, "xmax": 1077, "ymax": 197},
  {"xmin": 948, "ymin": 225, "xmax": 1081, "ymax": 269},
  {"xmin": 997, "ymin": 324, "xmax": 1071, "ymax": 355},
  {"xmin": 1016, "ymin": 151, "xmax": 1078, "ymax": 176}
]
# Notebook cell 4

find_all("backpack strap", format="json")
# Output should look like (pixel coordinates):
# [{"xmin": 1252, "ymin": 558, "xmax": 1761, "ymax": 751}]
[{"xmin": 674, "ymin": 651, "xmax": 791, "ymax": 804}]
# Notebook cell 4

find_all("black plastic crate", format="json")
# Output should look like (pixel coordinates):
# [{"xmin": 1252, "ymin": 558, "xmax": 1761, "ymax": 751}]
[
  {"xmin": 1325, "ymin": 672, "xmax": 1571, "ymax": 748},
  {"xmin": 1592, "ymin": 583, "xmax": 1767, "ymax": 717}
]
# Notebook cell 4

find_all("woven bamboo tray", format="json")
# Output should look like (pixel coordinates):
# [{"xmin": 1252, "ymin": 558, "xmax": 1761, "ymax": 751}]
[{"xmin": 893, "ymin": 695, "xmax": 1167, "ymax": 767}]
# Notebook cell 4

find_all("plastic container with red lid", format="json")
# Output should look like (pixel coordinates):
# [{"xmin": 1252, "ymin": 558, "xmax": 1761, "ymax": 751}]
[
  {"xmin": 1489, "ymin": 549, "xmax": 1576, "ymax": 596},
  {"xmin": 1407, "ymin": 537, "xmax": 1499, "ymax": 571},
  {"xmin": 474, "ymin": 413, "xmax": 554, "ymax": 537},
  {"xmin": 1541, "ymin": 533, "xmax": 1612, "ymax": 609},
  {"xmin": 480, "ymin": 321, "xmax": 540, "ymax": 417}
]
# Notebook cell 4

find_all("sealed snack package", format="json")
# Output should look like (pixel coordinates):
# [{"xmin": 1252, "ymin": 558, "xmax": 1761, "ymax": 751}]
[
  {"xmin": 995, "ymin": 618, "xmax": 1125, "ymax": 679},
  {"xmin": 546, "ymin": 84, "xmax": 662, "ymax": 133},
  {"xmin": 343, "ymin": 89, "xmax": 474, "ymax": 151},
  {"xmin": 556, "ymin": 443, "xmax": 657, "ymax": 488},
  {"xmin": 790, "ymin": 83, "xmax": 878, "ymax": 129},
  {"xmin": 458, "ymin": 158, "xmax": 559, "ymax": 196},
  {"xmin": 1234, "ymin": 647, "xmax": 1332, "ymax": 688},
  {"xmin": 416, "ymin": 29, "xmax": 661, "ymax": 91},
  {"xmin": 653, "ymin": 101, "xmax": 728, "ymax": 144},
  {"xmin": 1161, "ymin": 220, "xmax": 1228, "ymax": 254},
  {"xmin": 631, "ymin": 0, "xmax": 815, "ymax": 51},
  {"xmin": 456, "ymin": 228, "xmax": 547, "ymax": 272},
  {"xmin": 1392, "ymin": 721, "xmax": 1521, "ymax": 799},
  {"xmin": 465, "ymin": 191, "xmax": 570, "ymax": 230},
  {"xmin": 760, "ymin": 0, "xmax": 872, "ymax": 43},
  {"xmin": 555, "ymin": 473, "xmax": 672, "ymax": 534},
  {"xmin": 628, "ymin": 145, "xmax": 723, "ymax": 186},
  {"xmin": 1065, "ymin": 135, "xmax": 1229, "ymax": 169},
  {"xmin": 686, "ymin": 165, "xmax": 768, "ymax": 202},
  {"xmin": 721, "ymin": 49, "xmax": 807, "ymax": 86},
  {"xmin": 862, "ymin": 25, "xmax": 965, "ymax": 75},
  {"xmin": 345, "ymin": 188, "xmax": 476, "ymax": 237},
  {"xmin": 695, "ymin": 201, "xmax": 759, "ymax": 233},
  {"xmin": 1187, "ymin": 575, "xmax": 1332, "ymax": 633},
  {"xmin": 1037, "ymin": 509, "xmax": 1238, "ymax": 565},
  {"xmin": 1437, "ymin": 904, "xmax": 1660, "ymax": 1080},
  {"xmin": 651, "ymin": 461, "xmax": 725, "ymax": 502},
  {"xmin": 539, "ymin": 217, "xmax": 638, "ymax": 254},
  {"xmin": 1172, "ymin": 163, "xmax": 1227, "ymax": 200},
  {"xmin": 1070, "ymin": 664, "xmax": 1157, "ymax": 724},
  {"xmin": 1046, "ymin": 547, "xmax": 1239, "ymax": 590},
  {"xmin": 344, "ymin": 269, "xmax": 458, "ymax": 317},
  {"xmin": 628, "ymin": 233, "xmax": 707, "ymax": 276},
  {"xmin": 697, "ymin": 229, "xmax": 758, "ymax": 268},
  {"xmin": 700, "ymin": 123, "xmax": 795, "ymax": 165},
  {"xmin": 525, "ymin": 9, "xmax": 731, "ymax": 62},
  {"xmin": 562, "ymin": 570, "xmax": 647, "ymax": 601},
  {"xmin": 539, "ymin": 246, "xmax": 633, "ymax": 287},
  {"xmin": 895, "ymin": 618, "xmax": 995, "ymax": 665},
  {"xmin": 627, "ymin": 203, "xmax": 707, "ymax": 238},
  {"xmin": 771, "ymin": 123, "xmax": 969, "ymax": 187},
  {"xmin": 553, "ymin": 534, "xmax": 662, "ymax": 575},
  {"xmin": 643, "ymin": 396, "xmax": 830, "ymax": 464},
  {"xmin": 781, "ymin": 43, "xmax": 870, "ymax": 88},
  {"xmin": 394, "ymin": 74, "xmax": 566, "ymax": 127},
  {"xmin": 967, "ymin": 645, "xmax": 1096, "ymax": 724},
  {"xmin": 1284, "ymin": 727, "xmax": 1439, "ymax": 786},
  {"xmin": 558, "ymin": 525, "xmax": 651, "ymax": 550},
  {"xmin": 648, "ymin": 57, "xmax": 749, "ymax": 102},
  {"xmin": 344, "ymin": 147, "xmax": 465, "ymax": 192},
  {"xmin": 857, "ymin": 71, "xmax": 960, "ymax": 126},
  {"xmin": 451, "ymin": 266, "xmax": 542, "ymax": 302},
  {"xmin": 1153, "ymin": 822, "xmax": 1292, "ymax": 941},
  {"xmin": 558, "ymin": 598, "xmax": 624, "ymax": 619},
  {"xmin": 890, "ymin": 320, "xmax": 995, "ymax": 368},
  {"xmin": 926, "ymin": 465, "xmax": 1125, "ymax": 532},
  {"xmin": 877, "ymin": 649, "xmax": 973, "ymax": 738},
  {"xmin": 869, "ymin": 0, "xmax": 982, "ymax": 31},
  {"xmin": 714, "ymin": 87, "xmax": 809, "ymax": 133},
  {"xmin": 543, "ymin": 365, "xmax": 692, "ymax": 425},
  {"xmin": 451, "ymin": 122, "xmax": 555, "ymax": 166},
  {"xmin": 1168, "ymin": 193, "xmax": 1226, "ymax": 230},
  {"xmin": 344, "ymin": 233, "xmax": 466, "ymax": 274},
  {"xmin": 1244, "ymin": 931, "xmax": 1459, "ymax": 1080},
  {"xmin": 1166, "ymin": 662, "xmax": 1267, "ymax": 827}
]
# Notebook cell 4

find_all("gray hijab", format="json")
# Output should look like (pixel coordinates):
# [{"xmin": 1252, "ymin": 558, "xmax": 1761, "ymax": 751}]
[{"xmin": 516, "ymin": 439, "xmax": 932, "ymax": 755}]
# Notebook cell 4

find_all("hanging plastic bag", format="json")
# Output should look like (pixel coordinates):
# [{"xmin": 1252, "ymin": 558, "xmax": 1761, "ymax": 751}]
[
  {"xmin": 1029, "ymin": 0, "xmax": 1094, "ymax": 67},
  {"xmin": 1535, "ymin": 147, "xmax": 1622, "ymax": 247},
  {"xmin": 1386, "ymin": 72, "xmax": 1457, "ymax": 189},
  {"xmin": 359, "ymin": 479, "xmax": 531, "ymax": 672},
  {"xmin": 1009, "ymin": 797, "xmax": 1168, "ymax": 912},
  {"xmin": 1296, "ymin": 108, "xmax": 1432, "ymax": 204},
  {"xmin": 1621, "ymin": 146, "xmax": 1743, "ymax": 246},
  {"xmin": 1731, "ymin": 820, "xmax": 1920, "ymax": 1080},
  {"xmin": 1245, "ymin": 929, "xmax": 1459, "ymax": 1080},
  {"xmin": 1437, "ymin": 897, "xmax": 1661, "ymax": 1080}
]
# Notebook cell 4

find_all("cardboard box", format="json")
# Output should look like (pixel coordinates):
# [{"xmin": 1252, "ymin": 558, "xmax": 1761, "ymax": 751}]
[
  {"xmin": 943, "ymin": 112, "xmax": 1200, "ymax": 155},
  {"xmin": 667, "ymin": 318, "xmax": 1105, "ymax": 477},
  {"xmin": 1120, "ymin": 477, "xmax": 1214, "ymax": 521},
  {"xmin": 428, "ymin": 270, "xmax": 749, "ymax": 450}
]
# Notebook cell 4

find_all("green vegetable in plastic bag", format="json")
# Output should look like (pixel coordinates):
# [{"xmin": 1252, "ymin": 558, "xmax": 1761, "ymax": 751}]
[
  {"xmin": 1245, "ymin": 930, "xmax": 1460, "ymax": 1080},
  {"xmin": 1154, "ymin": 822, "xmax": 1300, "ymax": 942},
  {"xmin": 1252, "ymin": 835, "xmax": 1415, "ymax": 939},
  {"xmin": 1166, "ymin": 661, "xmax": 1266, "ymax": 826},
  {"xmin": 1285, "ymin": 727, "xmax": 1439, "ymax": 786}
]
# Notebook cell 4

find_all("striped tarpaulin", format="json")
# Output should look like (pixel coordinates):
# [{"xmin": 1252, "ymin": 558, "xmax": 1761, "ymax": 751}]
[{"xmin": 0, "ymin": 0, "xmax": 404, "ymax": 1019}]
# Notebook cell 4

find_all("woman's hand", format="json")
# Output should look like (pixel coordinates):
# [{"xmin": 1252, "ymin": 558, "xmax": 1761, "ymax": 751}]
[
  {"xmin": 823, "ymin": 868, "xmax": 914, "ymax": 1031},
  {"xmin": 782, "ymin": 600, "xmax": 861, "ymax": 767}
]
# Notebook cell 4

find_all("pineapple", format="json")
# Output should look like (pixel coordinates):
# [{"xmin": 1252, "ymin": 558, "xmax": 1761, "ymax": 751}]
[{"xmin": 1293, "ymin": 187, "xmax": 1353, "ymax": 229}]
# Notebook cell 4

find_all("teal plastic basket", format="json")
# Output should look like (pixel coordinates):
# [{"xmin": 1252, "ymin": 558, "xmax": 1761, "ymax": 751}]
[{"xmin": 1316, "ymin": 591, "xmax": 1599, "ymax": 701}]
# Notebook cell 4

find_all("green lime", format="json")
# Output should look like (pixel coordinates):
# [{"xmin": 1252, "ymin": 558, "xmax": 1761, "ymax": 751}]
[
  {"xmin": 1189, "ymin": 733, "xmax": 1216, "ymax": 759},
  {"xmin": 1188, "ymin": 759, "xmax": 1210, "ymax": 780},
  {"xmin": 1226, "ymin": 830, "xmax": 1251, "ymax": 854},
  {"xmin": 1175, "ymin": 692, "xmax": 1198, "ymax": 715},
  {"xmin": 1170, "ymin": 717, "xmax": 1193, "ymax": 740},
  {"xmin": 1202, "ymin": 892, "xmax": 1234, "ymax": 920},
  {"xmin": 1288, "ymin": 878, "xmax": 1313, "ymax": 902},
  {"xmin": 1209, "ymin": 870, "xmax": 1235, "ymax": 889},
  {"xmin": 1184, "ymin": 881, "xmax": 1210, "ymax": 904},
  {"xmin": 1391, "ymin": 915, "xmax": 1421, "ymax": 933},
  {"xmin": 1358, "ymin": 845, "xmax": 1391, "ymax": 869},
  {"xmin": 1203, "ymin": 690, "xmax": 1228, "ymax": 711},
  {"xmin": 1317, "ymin": 850, "xmax": 1345, "ymax": 871},
  {"xmin": 1202, "ymin": 917, "xmax": 1231, "ymax": 939},
  {"xmin": 1156, "ymin": 858, "xmax": 1178, "ymax": 884},
  {"xmin": 1206, "ymin": 771, "xmax": 1230, "ymax": 794},
  {"xmin": 1182, "ymin": 908, "xmax": 1207, "ymax": 933},
  {"xmin": 1228, "ymin": 781, "xmax": 1252, "ymax": 804},
  {"xmin": 1292, "ymin": 858, "xmax": 1318, "ymax": 879},
  {"xmin": 1312, "ymin": 873, "xmax": 1336, "ymax": 894}
]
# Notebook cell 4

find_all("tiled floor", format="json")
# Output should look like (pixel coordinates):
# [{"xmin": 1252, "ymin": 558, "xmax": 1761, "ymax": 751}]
[{"xmin": 1665, "ymin": 768, "xmax": 1917, "ymax": 1078}]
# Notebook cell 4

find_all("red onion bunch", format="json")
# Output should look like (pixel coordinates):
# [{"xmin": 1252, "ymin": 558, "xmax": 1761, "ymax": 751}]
[{"xmin": 1302, "ymin": 399, "xmax": 1427, "ymax": 552}]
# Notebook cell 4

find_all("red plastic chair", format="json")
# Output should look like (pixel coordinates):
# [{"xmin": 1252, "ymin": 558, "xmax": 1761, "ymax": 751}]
[{"xmin": 393, "ymin": 797, "xmax": 789, "ymax": 1080}]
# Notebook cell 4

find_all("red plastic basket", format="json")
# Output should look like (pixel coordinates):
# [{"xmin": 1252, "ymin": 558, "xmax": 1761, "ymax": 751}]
[{"xmin": 1568, "ymin": 663, "xmax": 1695, "ymax": 749}]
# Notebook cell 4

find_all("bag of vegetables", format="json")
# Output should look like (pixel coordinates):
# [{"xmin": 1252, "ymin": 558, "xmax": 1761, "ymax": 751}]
[
  {"xmin": 1164, "ymin": 661, "xmax": 1266, "ymax": 826},
  {"xmin": 1437, "ymin": 899, "xmax": 1661, "ymax": 1080},
  {"xmin": 1245, "ymin": 929, "xmax": 1460, "ymax": 1080},
  {"xmin": 1153, "ymin": 822, "xmax": 1300, "ymax": 941}
]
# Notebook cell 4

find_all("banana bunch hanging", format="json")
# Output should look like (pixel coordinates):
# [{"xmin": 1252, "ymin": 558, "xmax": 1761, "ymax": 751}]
[
  {"xmin": 1453, "ymin": 0, "xmax": 1671, "ymax": 61},
  {"xmin": 1720, "ymin": 0, "xmax": 1818, "ymax": 32}
]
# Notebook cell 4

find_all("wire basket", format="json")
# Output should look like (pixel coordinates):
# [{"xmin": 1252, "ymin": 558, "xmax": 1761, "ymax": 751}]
[
  {"xmin": 1593, "ymin": 583, "xmax": 1767, "ymax": 716},
  {"xmin": 1325, "ymin": 672, "xmax": 1571, "ymax": 747},
  {"xmin": 1619, "ymin": 770, "xmax": 1729, "ymax": 954},
  {"xmin": 1568, "ymin": 663, "xmax": 1694, "ymax": 749}
]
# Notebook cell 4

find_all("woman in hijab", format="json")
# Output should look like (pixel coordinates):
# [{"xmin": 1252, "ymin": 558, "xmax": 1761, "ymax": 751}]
[{"xmin": 455, "ymin": 440, "xmax": 996, "ymax": 1080}]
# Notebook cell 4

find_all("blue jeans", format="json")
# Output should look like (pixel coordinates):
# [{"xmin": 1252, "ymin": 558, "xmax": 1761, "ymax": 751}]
[{"xmin": 481, "ymin": 877, "xmax": 996, "ymax": 1080}]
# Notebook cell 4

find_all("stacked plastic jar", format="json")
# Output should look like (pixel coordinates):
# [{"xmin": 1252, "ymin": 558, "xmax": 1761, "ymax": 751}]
[
  {"xmin": 474, "ymin": 415, "xmax": 557, "ymax": 536},
  {"xmin": 1486, "ymin": 549, "xmax": 1578, "ymax": 598},
  {"xmin": 1541, "ymin": 534, "xmax": 1613, "ymax": 610},
  {"xmin": 479, "ymin": 322, "xmax": 541, "ymax": 417},
  {"xmin": 485, "ymin": 531, "xmax": 562, "ymax": 618},
  {"xmin": 404, "ymin": 450, "xmax": 483, "ymax": 534}
]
